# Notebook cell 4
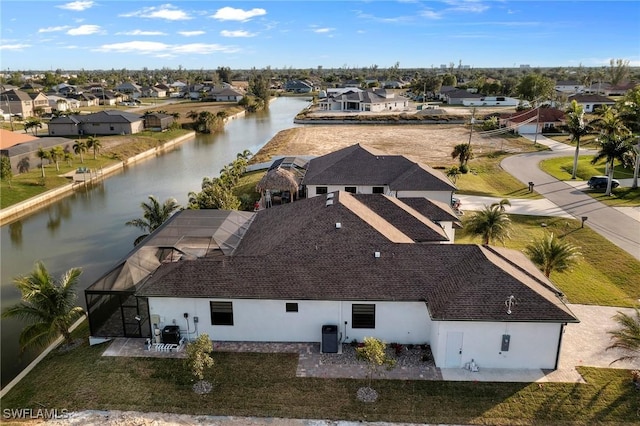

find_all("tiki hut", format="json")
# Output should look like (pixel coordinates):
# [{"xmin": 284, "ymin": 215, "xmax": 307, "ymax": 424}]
[{"xmin": 256, "ymin": 168, "xmax": 299, "ymax": 205}]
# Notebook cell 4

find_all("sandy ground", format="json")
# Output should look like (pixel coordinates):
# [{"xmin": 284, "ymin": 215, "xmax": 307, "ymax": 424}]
[{"xmin": 253, "ymin": 124, "xmax": 525, "ymax": 167}]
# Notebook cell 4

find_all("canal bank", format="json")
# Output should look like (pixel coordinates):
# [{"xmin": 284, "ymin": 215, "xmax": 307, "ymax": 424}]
[{"xmin": 0, "ymin": 97, "xmax": 309, "ymax": 389}]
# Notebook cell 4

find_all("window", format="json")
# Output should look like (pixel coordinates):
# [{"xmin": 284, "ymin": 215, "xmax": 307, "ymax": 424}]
[
  {"xmin": 372, "ymin": 187, "xmax": 384, "ymax": 194},
  {"xmin": 345, "ymin": 186, "xmax": 357, "ymax": 193},
  {"xmin": 352, "ymin": 304, "xmax": 375, "ymax": 328},
  {"xmin": 316, "ymin": 186, "xmax": 328, "ymax": 195},
  {"xmin": 285, "ymin": 302, "xmax": 298, "ymax": 312},
  {"xmin": 210, "ymin": 301, "xmax": 233, "ymax": 325}
]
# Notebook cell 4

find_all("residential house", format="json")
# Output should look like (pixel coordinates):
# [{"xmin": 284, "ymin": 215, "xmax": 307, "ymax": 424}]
[
  {"xmin": 141, "ymin": 86, "xmax": 167, "ymax": 98},
  {"xmin": 555, "ymin": 81, "xmax": 584, "ymax": 94},
  {"xmin": 499, "ymin": 107, "xmax": 565, "ymax": 134},
  {"xmin": 463, "ymin": 96, "xmax": 522, "ymax": 107},
  {"xmin": 0, "ymin": 129, "xmax": 74, "ymax": 174},
  {"xmin": 318, "ymin": 89, "xmax": 409, "ymax": 112},
  {"xmin": 567, "ymin": 93, "xmax": 616, "ymax": 113},
  {"xmin": 86, "ymin": 196, "xmax": 578, "ymax": 370},
  {"xmin": 207, "ymin": 87, "xmax": 244, "ymax": 102},
  {"xmin": 48, "ymin": 110, "xmax": 144, "ymax": 136},
  {"xmin": 583, "ymin": 81, "xmax": 637, "ymax": 96},
  {"xmin": 69, "ymin": 92, "xmax": 99, "ymax": 108},
  {"xmin": 0, "ymin": 89, "xmax": 34, "ymax": 118},
  {"xmin": 28, "ymin": 92, "xmax": 51, "ymax": 115},
  {"xmin": 115, "ymin": 82, "xmax": 142, "ymax": 99},
  {"xmin": 47, "ymin": 95, "xmax": 78, "ymax": 112},
  {"xmin": 284, "ymin": 80, "xmax": 314, "ymax": 93},
  {"xmin": 442, "ymin": 89, "xmax": 484, "ymax": 105},
  {"xmin": 302, "ymin": 144, "xmax": 457, "ymax": 206}
]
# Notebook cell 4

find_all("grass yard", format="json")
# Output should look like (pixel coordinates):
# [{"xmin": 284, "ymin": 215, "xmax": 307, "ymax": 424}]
[
  {"xmin": 456, "ymin": 215, "xmax": 640, "ymax": 307},
  {"xmin": 539, "ymin": 156, "xmax": 640, "ymax": 207},
  {"xmin": 0, "ymin": 129, "xmax": 192, "ymax": 209},
  {"xmin": 1, "ymin": 322, "xmax": 638, "ymax": 425}
]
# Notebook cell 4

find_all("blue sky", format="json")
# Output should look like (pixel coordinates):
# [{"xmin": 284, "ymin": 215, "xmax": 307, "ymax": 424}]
[{"xmin": 1, "ymin": 1, "xmax": 639, "ymax": 71}]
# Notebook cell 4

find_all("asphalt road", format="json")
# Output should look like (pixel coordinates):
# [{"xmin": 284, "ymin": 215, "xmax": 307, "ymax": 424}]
[{"xmin": 501, "ymin": 135, "xmax": 640, "ymax": 260}]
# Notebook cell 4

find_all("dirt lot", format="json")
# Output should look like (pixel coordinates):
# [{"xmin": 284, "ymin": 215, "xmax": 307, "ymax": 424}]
[{"xmin": 252, "ymin": 124, "xmax": 524, "ymax": 168}]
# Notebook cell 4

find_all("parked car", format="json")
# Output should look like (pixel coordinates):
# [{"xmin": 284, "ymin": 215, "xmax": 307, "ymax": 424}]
[{"xmin": 587, "ymin": 176, "xmax": 620, "ymax": 189}]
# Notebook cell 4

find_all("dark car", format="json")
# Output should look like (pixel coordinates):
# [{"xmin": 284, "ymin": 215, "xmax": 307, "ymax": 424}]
[{"xmin": 587, "ymin": 176, "xmax": 620, "ymax": 189}]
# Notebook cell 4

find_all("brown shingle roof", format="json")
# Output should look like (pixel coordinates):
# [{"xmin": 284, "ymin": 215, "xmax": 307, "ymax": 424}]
[
  {"xmin": 302, "ymin": 144, "xmax": 456, "ymax": 192},
  {"xmin": 136, "ymin": 193, "xmax": 576, "ymax": 323}
]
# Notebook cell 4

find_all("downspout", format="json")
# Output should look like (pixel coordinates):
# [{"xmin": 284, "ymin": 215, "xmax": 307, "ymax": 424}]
[{"xmin": 554, "ymin": 323, "xmax": 566, "ymax": 370}]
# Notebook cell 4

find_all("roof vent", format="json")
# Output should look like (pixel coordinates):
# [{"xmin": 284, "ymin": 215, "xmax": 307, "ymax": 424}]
[
  {"xmin": 335, "ymin": 222, "xmax": 342, "ymax": 229},
  {"xmin": 326, "ymin": 193, "xmax": 334, "ymax": 199},
  {"xmin": 326, "ymin": 200, "xmax": 334, "ymax": 207},
  {"xmin": 374, "ymin": 251, "xmax": 381, "ymax": 258}
]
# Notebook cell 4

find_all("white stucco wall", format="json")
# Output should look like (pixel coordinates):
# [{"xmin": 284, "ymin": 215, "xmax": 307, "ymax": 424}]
[
  {"xmin": 395, "ymin": 190, "xmax": 453, "ymax": 205},
  {"xmin": 430, "ymin": 320, "xmax": 563, "ymax": 369},
  {"xmin": 148, "ymin": 298, "xmax": 432, "ymax": 345}
]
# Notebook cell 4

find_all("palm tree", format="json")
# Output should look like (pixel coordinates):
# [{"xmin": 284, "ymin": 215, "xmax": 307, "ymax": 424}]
[
  {"xmin": 445, "ymin": 166, "xmax": 461, "ymax": 184},
  {"xmin": 524, "ymin": 233, "xmax": 581, "ymax": 278},
  {"xmin": 73, "ymin": 139, "xmax": 88, "ymax": 164},
  {"xmin": 36, "ymin": 147, "xmax": 50, "ymax": 178},
  {"xmin": 451, "ymin": 143, "xmax": 473, "ymax": 171},
  {"xmin": 24, "ymin": 117, "xmax": 43, "ymax": 136},
  {"xmin": 1, "ymin": 261, "xmax": 85, "ymax": 352},
  {"xmin": 606, "ymin": 307, "xmax": 640, "ymax": 365},
  {"xmin": 490, "ymin": 198, "xmax": 511, "ymax": 212},
  {"xmin": 565, "ymin": 100, "xmax": 591, "ymax": 179},
  {"xmin": 49, "ymin": 146, "xmax": 65, "ymax": 172},
  {"xmin": 593, "ymin": 107, "xmax": 629, "ymax": 138},
  {"xmin": 125, "ymin": 195, "xmax": 181, "ymax": 245},
  {"xmin": 465, "ymin": 204, "xmax": 512, "ymax": 245},
  {"xmin": 87, "ymin": 135, "xmax": 102, "ymax": 159},
  {"xmin": 64, "ymin": 151, "xmax": 73, "ymax": 167},
  {"xmin": 591, "ymin": 133, "xmax": 634, "ymax": 196}
]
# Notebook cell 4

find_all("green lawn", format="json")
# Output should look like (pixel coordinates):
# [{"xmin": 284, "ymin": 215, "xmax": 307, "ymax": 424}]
[
  {"xmin": 539, "ymin": 156, "xmax": 640, "ymax": 207},
  {"xmin": 1, "ymin": 129, "xmax": 191, "ymax": 209},
  {"xmin": 456, "ymin": 215, "xmax": 640, "ymax": 307},
  {"xmin": 1, "ymin": 322, "xmax": 638, "ymax": 425}
]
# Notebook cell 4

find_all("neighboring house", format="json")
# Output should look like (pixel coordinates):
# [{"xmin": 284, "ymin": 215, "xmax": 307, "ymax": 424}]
[
  {"xmin": 207, "ymin": 87, "xmax": 244, "ymax": 102},
  {"xmin": 144, "ymin": 113, "xmax": 174, "ymax": 131},
  {"xmin": 68, "ymin": 92, "xmax": 99, "ymax": 108},
  {"xmin": 499, "ymin": 107, "xmax": 565, "ymax": 134},
  {"xmin": 52, "ymin": 83, "xmax": 77, "ymax": 96},
  {"xmin": 442, "ymin": 89, "xmax": 484, "ymax": 105},
  {"xmin": 86, "ymin": 197, "xmax": 578, "ymax": 371},
  {"xmin": 141, "ymin": 86, "xmax": 167, "ymax": 98},
  {"xmin": 28, "ymin": 92, "xmax": 51, "ymax": 115},
  {"xmin": 0, "ymin": 89, "xmax": 34, "ymax": 118},
  {"xmin": 583, "ymin": 81, "xmax": 637, "ymax": 96},
  {"xmin": 302, "ymin": 144, "xmax": 457, "ymax": 206},
  {"xmin": 0, "ymin": 129, "xmax": 74, "ymax": 174},
  {"xmin": 463, "ymin": 96, "xmax": 522, "ymax": 107},
  {"xmin": 114, "ymin": 82, "xmax": 142, "ymax": 99},
  {"xmin": 47, "ymin": 95, "xmax": 80, "ymax": 112},
  {"xmin": 318, "ymin": 89, "xmax": 409, "ymax": 112},
  {"xmin": 48, "ymin": 110, "xmax": 144, "ymax": 136},
  {"xmin": 98, "ymin": 91, "xmax": 120, "ymax": 106},
  {"xmin": 284, "ymin": 80, "xmax": 314, "ymax": 93},
  {"xmin": 555, "ymin": 81, "xmax": 584, "ymax": 94},
  {"xmin": 567, "ymin": 94, "xmax": 616, "ymax": 113}
]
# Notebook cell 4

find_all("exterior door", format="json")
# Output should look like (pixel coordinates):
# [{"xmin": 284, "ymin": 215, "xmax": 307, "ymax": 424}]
[{"xmin": 445, "ymin": 331, "xmax": 464, "ymax": 367}]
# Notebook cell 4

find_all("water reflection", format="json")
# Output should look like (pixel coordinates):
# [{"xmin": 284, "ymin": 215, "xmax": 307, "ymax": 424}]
[{"xmin": 9, "ymin": 221, "xmax": 22, "ymax": 247}]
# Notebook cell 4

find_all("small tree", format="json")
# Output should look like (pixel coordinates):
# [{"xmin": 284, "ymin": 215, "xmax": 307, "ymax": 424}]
[
  {"xmin": 1, "ymin": 155, "xmax": 13, "ymax": 187},
  {"xmin": 185, "ymin": 334, "xmax": 214, "ymax": 381},
  {"xmin": 451, "ymin": 143, "xmax": 473, "ymax": 171},
  {"xmin": 445, "ymin": 166, "xmax": 461, "ymax": 184},
  {"xmin": 356, "ymin": 337, "xmax": 396, "ymax": 387},
  {"xmin": 524, "ymin": 233, "xmax": 581, "ymax": 278}
]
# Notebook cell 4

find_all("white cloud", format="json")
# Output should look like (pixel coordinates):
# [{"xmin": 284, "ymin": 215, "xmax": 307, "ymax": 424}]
[
  {"xmin": 39, "ymin": 26, "xmax": 71, "ymax": 33},
  {"xmin": 120, "ymin": 4, "xmax": 191, "ymax": 21},
  {"xmin": 67, "ymin": 25, "xmax": 102, "ymax": 36},
  {"xmin": 178, "ymin": 30, "xmax": 205, "ymax": 37},
  {"xmin": 220, "ymin": 30, "xmax": 256, "ymax": 38},
  {"xmin": 420, "ymin": 9, "xmax": 442, "ymax": 19},
  {"xmin": 57, "ymin": 1, "xmax": 94, "ymax": 11},
  {"xmin": 117, "ymin": 30, "xmax": 167, "ymax": 36},
  {"xmin": 443, "ymin": 0, "xmax": 489, "ymax": 14},
  {"xmin": 95, "ymin": 41, "xmax": 239, "ymax": 56},
  {"xmin": 0, "ymin": 43, "xmax": 31, "ymax": 51},
  {"xmin": 212, "ymin": 7, "xmax": 266, "ymax": 22},
  {"xmin": 312, "ymin": 27, "xmax": 335, "ymax": 34}
]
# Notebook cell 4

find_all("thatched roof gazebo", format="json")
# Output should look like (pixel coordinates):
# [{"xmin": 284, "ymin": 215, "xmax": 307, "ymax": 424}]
[{"xmin": 256, "ymin": 168, "xmax": 299, "ymax": 205}]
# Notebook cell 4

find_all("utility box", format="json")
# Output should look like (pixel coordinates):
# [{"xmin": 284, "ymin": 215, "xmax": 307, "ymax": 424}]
[
  {"xmin": 162, "ymin": 325, "xmax": 181, "ymax": 344},
  {"xmin": 322, "ymin": 325, "xmax": 338, "ymax": 353},
  {"xmin": 501, "ymin": 334, "xmax": 511, "ymax": 352}
]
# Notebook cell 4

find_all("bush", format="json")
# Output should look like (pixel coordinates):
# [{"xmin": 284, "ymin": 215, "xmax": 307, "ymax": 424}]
[{"xmin": 459, "ymin": 164, "xmax": 469, "ymax": 174}]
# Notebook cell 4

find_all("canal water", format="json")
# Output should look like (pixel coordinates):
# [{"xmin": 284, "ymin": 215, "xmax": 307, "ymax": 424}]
[{"xmin": 0, "ymin": 97, "xmax": 309, "ymax": 388}]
